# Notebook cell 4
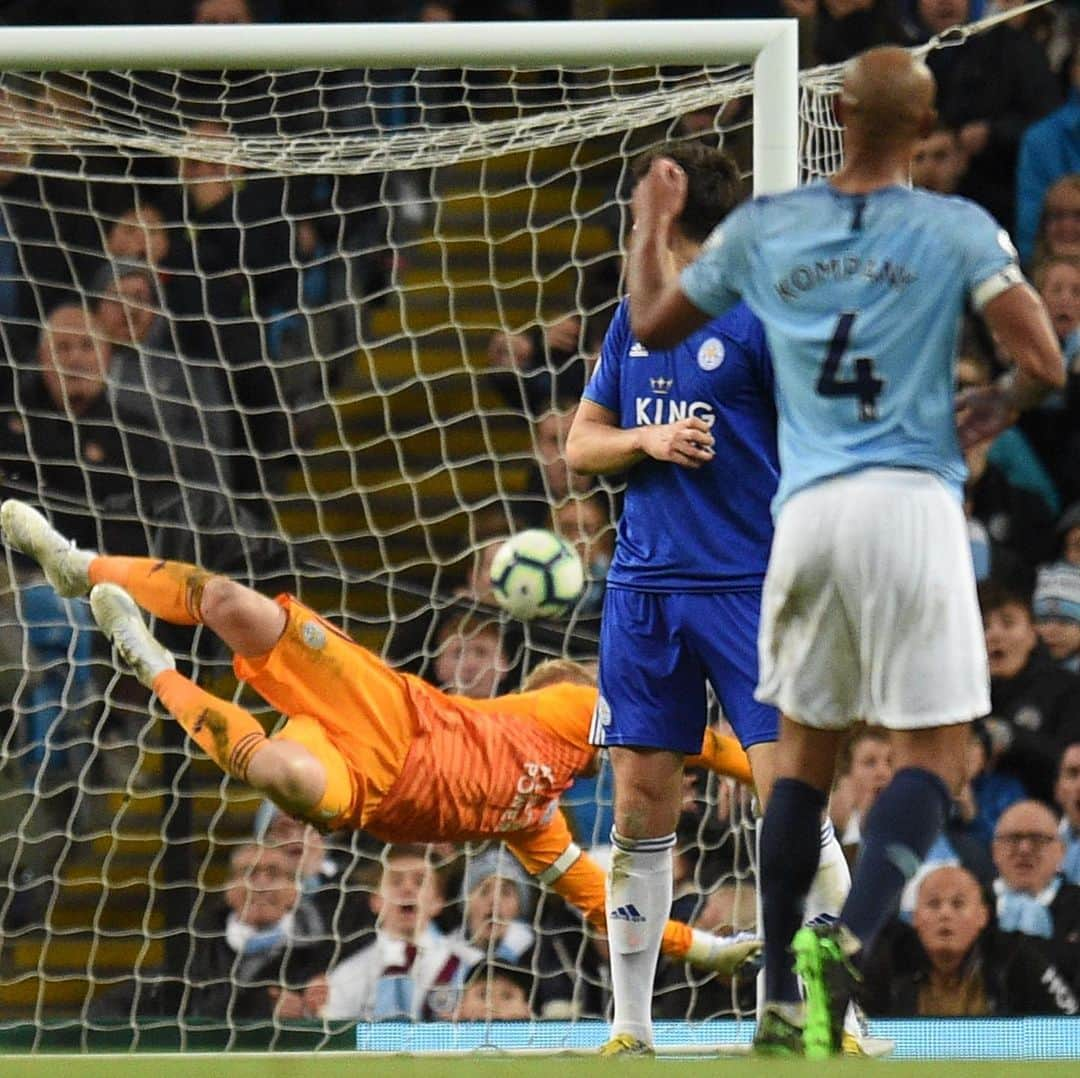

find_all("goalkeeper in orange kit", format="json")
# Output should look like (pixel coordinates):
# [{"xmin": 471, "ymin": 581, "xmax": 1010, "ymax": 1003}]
[{"xmin": 1, "ymin": 499, "xmax": 759, "ymax": 975}]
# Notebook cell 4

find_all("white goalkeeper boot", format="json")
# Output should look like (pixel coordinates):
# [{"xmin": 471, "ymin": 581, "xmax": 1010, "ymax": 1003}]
[
  {"xmin": 0, "ymin": 499, "xmax": 95, "ymax": 597},
  {"xmin": 90, "ymin": 584, "xmax": 175, "ymax": 688}
]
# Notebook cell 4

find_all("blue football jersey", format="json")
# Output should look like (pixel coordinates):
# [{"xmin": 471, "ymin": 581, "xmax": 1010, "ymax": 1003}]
[
  {"xmin": 584, "ymin": 298, "xmax": 778, "ymax": 591},
  {"xmin": 680, "ymin": 182, "xmax": 1022, "ymax": 512}
]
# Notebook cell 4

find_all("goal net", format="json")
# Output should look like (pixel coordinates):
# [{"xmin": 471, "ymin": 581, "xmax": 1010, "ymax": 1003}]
[{"xmin": 0, "ymin": 15, "xmax": 977, "ymax": 1051}]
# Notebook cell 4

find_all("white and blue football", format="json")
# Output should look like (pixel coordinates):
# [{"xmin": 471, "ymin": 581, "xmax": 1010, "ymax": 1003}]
[{"xmin": 489, "ymin": 529, "xmax": 585, "ymax": 620}]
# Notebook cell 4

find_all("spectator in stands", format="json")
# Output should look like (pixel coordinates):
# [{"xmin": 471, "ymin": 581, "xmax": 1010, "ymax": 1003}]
[
  {"xmin": 24, "ymin": 71, "xmax": 133, "ymax": 234},
  {"xmin": 517, "ymin": 402, "xmax": 596, "ymax": 528},
  {"xmin": 431, "ymin": 611, "xmax": 514, "ymax": 698},
  {"xmin": 456, "ymin": 961, "xmax": 533, "ymax": 1020},
  {"xmin": 166, "ymin": 118, "xmax": 304, "ymax": 497},
  {"xmin": 484, "ymin": 316, "xmax": 589, "ymax": 416},
  {"xmin": 993, "ymin": 0, "xmax": 1074, "ymax": 82},
  {"xmin": 955, "ymin": 721, "xmax": 1026, "ymax": 850},
  {"xmin": 966, "ymin": 495, "xmax": 1015, "ymax": 586},
  {"xmin": 172, "ymin": 118, "xmax": 296, "ymax": 321},
  {"xmin": 778, "ymin": 0, "xmax": 822, "ymax": 67},
  {"xmin": 186, "ymin": 841, "xmax": 331, "ymax": 1021},
  {"xmin": 992, "ymin": 800, "xmax": 1080, "ymax": 988},
  {"xmin": 0, "ymin": 142, "xmax": 103, "ymax": 361},
  {"xmin": 811, "ymin": 0, "xmax": 911, "ymax": 65},
  {"xmin": 980, "ymin": 579, "xmax": 1080, "ymax": 802},
  {"xmin": 956, "ymin": 349, "xmax": 1059, "ymax": 517},
  {"xmin": 256, "ymin": 801, "xmax": 330, "ymax": 891},
  {"xmin": 1009, "ymin": 256, "xmax": 1080, "ymax": 506},
  {"xmin": 185, "ymin": 0, "xmax": 309, "ymax": 140},
  {"xmin": 105, "ymin": 203, "xmax": 171, "ymax": 268},
  {"xmin": 919, "ymin": 0, "xmax": 1059, "ymax": 230},
  {"xmin": 552, "ymin": 492, "xmax": 614, "ymax": 618},
  {"xmin": 1033, "ymin": 562, "xmax": 1080, "ymax": 673},
  {"xmin": 910, "ymin": 122, "xmax": 965, "ymax": 195},
  {"xmin": 1035, "ymin": 255, "xmax": 1080, "ymax": 362},
  {"xmin": 1016, "ymin": 50, "xmax": 1080, "ymax": 265},
  {"xmin": 0, "ymin": 304, "xmax": 237, "ymax": 777},
  {"xmin": 1056, "ymin": 740, "xmax": 1080, "ymax": 884},
  {"xmin": 669, "ymin": 793, "xmax": 746, "ymax": 920},
  {"xmin": 102, "ymin": 202, "xmax": 216, "ymax": 361},
  {"xmin": 383, "ymin": 516, "xmax": 516, "ymax": 679},
  {"xmin": 12, "ymin": 576, "xmax": 95, "ymax": 791},
  {"xmin": 462, "ymin": 535, "xmax": 506, "ymax": 602},
  {"xmin": 860, "ymin": 865, "xmax": 1079, "ymax": 1016},
  {"xmin": 1030, "ymin": 176, "xmax": 1080, "ymax": 266},
  {"xmin": 955, "ymin": 352, "xmax": 1057, "ymax": 590},
  {"xmin": 284, "ymin": 844, "xmax": 478, "ymax": 1021},
  {"xmin": 93, "ymin": 259, "xmax": 233, "ymax": 488},
  {"xmin": 192, "ymin": 0, "xmax": 253, "ymax": 21},
  {"xmin": 0, "ymin": 304, "xmax": 173, "ymax": 555},
  {"xmin": 459, "ymin": 848, "xmax": 536, "ymax": 963},
  {"xmin": 1060, "ymin": 502, "xmax": 1080, "ymax": 567},
  {"xmin": 964, "ymin": 435, "xmax": 1057, "ymax": 588},
  {"xmin": 191, "ymin": 0, "xmax": 392, "ymax": 357},
  {"xmin": 456, "ymin": 848, "xmax": 577, "ymax": 1016},
  {"xmin": 255, "ymin": 801, "xmax": 376, "ymax": 959},
  {"xmin": 829, "ymin": 727, "xmax": 894, "ymax": 865}
]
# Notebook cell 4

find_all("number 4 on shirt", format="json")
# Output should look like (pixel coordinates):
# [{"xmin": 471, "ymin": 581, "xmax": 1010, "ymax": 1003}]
[{"xmin": 816, "ymin": 311, "xmax": 884, "ymax": 421}]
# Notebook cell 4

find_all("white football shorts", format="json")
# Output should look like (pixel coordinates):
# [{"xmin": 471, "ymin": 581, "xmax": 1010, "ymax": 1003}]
[{"xmin": 756, "ymin": 467, "xmax": 990, "ymax": 730}]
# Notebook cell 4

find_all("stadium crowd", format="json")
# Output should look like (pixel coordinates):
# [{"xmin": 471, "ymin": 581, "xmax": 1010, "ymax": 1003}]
[{"xmin": 0, "ymin": 0, "xmax": 1080, "ymax": 1033}]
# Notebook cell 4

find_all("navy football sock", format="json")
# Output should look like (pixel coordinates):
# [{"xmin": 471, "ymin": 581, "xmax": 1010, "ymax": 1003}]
[
  {"xmin": 760, "ymin": 778, "xmax": 828, "ymax": 1004},
  {"xmin": 841, "ymin": 766, "xmax": 951, "ymax": 955}
]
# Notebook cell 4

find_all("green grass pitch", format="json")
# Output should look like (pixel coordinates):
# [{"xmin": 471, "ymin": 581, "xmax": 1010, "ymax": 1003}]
[{"xmin": 2, "ymin": 1054, "xmax": 1078, "ymax": 1077}]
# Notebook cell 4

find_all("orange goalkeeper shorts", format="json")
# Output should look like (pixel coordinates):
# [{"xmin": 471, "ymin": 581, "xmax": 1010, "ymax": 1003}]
[{"xmin": 233, "ymin": 595, "xmax": 418, "ymax": 827}]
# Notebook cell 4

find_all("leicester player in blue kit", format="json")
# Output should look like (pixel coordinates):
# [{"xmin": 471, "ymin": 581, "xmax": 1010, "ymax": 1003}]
[
  {"xmin": 627, "ymin": 49, "xmax": 1065, "ymax": 1056},
  {"xmin": 565, "ymin": 141, "xmax": 851, "ymax": 1057}
]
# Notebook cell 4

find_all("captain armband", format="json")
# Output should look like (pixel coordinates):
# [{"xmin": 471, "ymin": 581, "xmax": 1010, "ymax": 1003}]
[{"xmin": 971, "ymin": 263, "xmax": 1025, "ymax": 311}]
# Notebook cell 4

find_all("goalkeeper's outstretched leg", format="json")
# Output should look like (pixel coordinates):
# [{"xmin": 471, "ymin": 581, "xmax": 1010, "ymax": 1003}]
[
  {"xmin": 0, "ymin": 499, "xmax": 287, "ymax": 654},
  {"xmin": 87, "ymin": 582, "xmax": 335, "ymax": 818},
  {"xmin": 1, "ymin": 499, "xmax": 335, "ymax": 819}
]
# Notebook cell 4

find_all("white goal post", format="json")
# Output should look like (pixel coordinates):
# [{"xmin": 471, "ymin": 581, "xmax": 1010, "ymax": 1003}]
[{"xmin": 0, "ymin": 19, "xmax": 799, "ymax": 195}]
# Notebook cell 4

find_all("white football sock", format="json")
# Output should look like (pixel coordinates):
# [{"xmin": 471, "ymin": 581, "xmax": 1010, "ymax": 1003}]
[
  {"xmin": 805, "ymin": 816, "xmax": 851, "ymax": 922},
  {"xmin": 606, "ymin": 829, "xmax": 675, "ymax": 1044}
]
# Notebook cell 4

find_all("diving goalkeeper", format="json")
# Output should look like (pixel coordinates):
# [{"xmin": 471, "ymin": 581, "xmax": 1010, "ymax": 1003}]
[{"xmin": 1, "ymin": 499, "xmax": 757, "ymax": 975}]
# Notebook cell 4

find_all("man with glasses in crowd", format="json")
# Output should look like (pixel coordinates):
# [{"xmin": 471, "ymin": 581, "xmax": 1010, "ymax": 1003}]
[{"xmin": 992, "ymin": 799, "xmax": 1080, "ymax": 990}]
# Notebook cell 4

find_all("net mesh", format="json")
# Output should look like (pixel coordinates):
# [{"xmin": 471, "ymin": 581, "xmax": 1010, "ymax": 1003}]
[{"xmin": 0, "ymin": 25, "xmax": 968, "ymax": 1042}]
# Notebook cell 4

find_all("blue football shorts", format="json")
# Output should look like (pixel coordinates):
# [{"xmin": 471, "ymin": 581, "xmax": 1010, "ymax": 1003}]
[{"xmin": 589, "ymin": 586, "xmax": 778, "ymax": 753}]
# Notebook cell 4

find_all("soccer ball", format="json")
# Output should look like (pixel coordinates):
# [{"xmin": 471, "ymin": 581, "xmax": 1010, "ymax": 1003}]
[{"xmin": 489, "ymin": 529, "xmax": 585, "ymax": 621}]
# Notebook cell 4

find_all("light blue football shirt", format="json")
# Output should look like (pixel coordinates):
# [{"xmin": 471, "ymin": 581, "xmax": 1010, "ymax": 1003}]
[{"xmin": 680, "ymin": 182, "xmax": 1023, "ymax": 512}]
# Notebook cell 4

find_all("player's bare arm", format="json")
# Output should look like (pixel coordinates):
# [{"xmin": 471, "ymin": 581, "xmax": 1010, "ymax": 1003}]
[
  {"xmin": 566, "ymin": 398, "xmax": 715, "ymax": 474},
  {"xmin": 955, "ymin": 282, "xmax": 1065, "ymax": 448},
  {"xmin": 627, "ymin": 157, "xmax": 711, "ymax": 349}
]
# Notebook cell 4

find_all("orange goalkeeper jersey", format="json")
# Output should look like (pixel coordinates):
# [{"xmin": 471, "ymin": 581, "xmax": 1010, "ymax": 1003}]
[
  {"xmin": 234, "ymin": 596, "xmax": 753, "ymax": 962},
  {"xmin": 236, "ymin": 595, "xmax": 752, "ymax": 842}
]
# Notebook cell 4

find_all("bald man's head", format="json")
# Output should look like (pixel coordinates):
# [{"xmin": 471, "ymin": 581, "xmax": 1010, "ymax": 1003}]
[{"xmin": 838, "ymin": 46, "xmax": 937, "ymax": 148}]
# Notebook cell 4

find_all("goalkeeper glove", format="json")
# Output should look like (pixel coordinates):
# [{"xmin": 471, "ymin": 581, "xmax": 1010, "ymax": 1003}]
[{"xmin": 685, "ymin": 929, "xmax": 762, "ymax": 975}]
